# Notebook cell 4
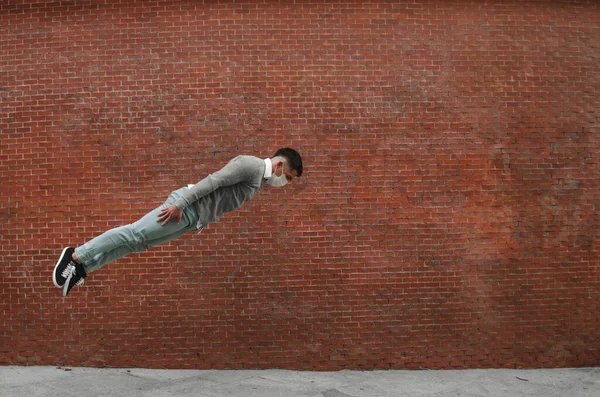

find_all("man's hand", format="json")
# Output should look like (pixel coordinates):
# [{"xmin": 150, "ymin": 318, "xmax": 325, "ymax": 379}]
[{"xmin": 157, "ymin": 205, "xmax": 183, "ymax": 226}]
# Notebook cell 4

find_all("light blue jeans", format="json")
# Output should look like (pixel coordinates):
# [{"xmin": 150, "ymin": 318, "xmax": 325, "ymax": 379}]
[{"xmin": 74, "ymin": 187, "xmax": 199, "ymax": 274}]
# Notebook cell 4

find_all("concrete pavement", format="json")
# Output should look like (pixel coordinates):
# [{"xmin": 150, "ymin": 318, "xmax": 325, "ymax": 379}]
[{"xmin": 0, "ymin": 366, "xmax": 598, "ymax": 397}]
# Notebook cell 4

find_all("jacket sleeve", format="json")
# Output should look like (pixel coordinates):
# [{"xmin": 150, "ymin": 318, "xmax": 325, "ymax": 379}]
[{"xmin": 173, "ymin": 156, "xmax": 255, "ymax": 210}]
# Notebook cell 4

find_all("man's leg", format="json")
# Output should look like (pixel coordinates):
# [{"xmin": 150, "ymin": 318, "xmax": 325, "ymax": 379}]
[
  {"xmin": 55, "ymin": 187, "xmax": 198, "ymax": 295},
  {"xmin": 75, "ymin": 187, "xmax": 198, "ymax": 274}
]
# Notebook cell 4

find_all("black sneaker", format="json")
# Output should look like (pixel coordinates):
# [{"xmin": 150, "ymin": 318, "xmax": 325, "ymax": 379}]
[
  {"xmin": 53, "ymin": 247, "xmax": 76, "ymax": 288},
  {"xmin": 62, "ymin": 261, "xmax": 87, "ymax": 297}
]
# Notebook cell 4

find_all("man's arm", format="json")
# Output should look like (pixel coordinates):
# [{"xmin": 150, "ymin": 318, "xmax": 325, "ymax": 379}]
[
  {"xmin": 173, "ymin": 156, "xmax": 253, "ymax": 211},
  {"xmin": 156, "ymin": 156, "xmax": 258, "ymax": 226}
]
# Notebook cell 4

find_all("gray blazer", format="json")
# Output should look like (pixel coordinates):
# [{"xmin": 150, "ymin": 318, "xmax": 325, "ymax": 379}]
[{"xmin": 173, "ymin": 155, "xmax": 266, "ymax": 228}]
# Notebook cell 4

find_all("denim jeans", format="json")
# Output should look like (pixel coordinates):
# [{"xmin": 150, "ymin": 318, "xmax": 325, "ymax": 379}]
[{"xmin": 74, "ymin": 187, "xmax": 199, "ymax": 274}]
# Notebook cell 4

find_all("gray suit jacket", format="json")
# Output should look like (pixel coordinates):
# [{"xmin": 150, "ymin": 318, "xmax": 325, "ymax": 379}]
[{"xmin": 173, "ymin": 155, "xmax": 266, "ymax": 228}]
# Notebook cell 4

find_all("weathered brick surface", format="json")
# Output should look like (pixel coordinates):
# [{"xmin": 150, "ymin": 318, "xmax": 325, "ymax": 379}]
[{"xmin": 1, "ymin": 0, "xmax": 598, "ymax": 369}]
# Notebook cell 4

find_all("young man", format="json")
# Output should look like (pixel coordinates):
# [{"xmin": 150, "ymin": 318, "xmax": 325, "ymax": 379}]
[{"xmin": 53, "ymin": 148, "xmax": 303, "ymax": 297}]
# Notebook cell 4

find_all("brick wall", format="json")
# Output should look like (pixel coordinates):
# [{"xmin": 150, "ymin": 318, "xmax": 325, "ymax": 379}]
[{"xmin": 1, "ymin": 0, "xmax": 598, "ymax": 370}]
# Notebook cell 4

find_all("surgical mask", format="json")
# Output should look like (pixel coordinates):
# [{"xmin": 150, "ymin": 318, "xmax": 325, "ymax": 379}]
[{"xmin": 266, "ymin": 164, "xmax": 288, "ymax": 187}]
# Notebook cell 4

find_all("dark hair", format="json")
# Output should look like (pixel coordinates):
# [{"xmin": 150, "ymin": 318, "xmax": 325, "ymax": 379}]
[{"xmin": 274, "ymin": 147, "xmax": 303, "ymax": 177}]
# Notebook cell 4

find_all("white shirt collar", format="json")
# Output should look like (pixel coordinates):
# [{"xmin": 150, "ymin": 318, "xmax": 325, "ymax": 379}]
[{"xmin": 263, "ymin": 158, "xmax": 272, "ymax": 179}]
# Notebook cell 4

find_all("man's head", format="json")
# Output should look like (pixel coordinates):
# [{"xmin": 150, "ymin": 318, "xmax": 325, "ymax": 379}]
[{"xmin": 268, "ymin": 148, "xmax": 303, "ymax": 186}]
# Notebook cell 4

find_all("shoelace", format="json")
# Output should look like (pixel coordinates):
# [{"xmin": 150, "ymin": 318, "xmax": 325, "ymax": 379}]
[
  {"xmin": 62, "ymin": 262, "xmax": 85, "ymax": 287},
  {"xmin": 74, "ymin": 274, "xmax": 85, "ymax": 287},
  {"xmin": 60, "ymin": 263, "xmax": 74, "ymax": 280}
]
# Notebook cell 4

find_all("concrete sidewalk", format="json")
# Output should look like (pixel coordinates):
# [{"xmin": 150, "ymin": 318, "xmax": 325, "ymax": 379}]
[{"xmin": 0, "ymin": 366, "xmax": 598, "ymax": 397}]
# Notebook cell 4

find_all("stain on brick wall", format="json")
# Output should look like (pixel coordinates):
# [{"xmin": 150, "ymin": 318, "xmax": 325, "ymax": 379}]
[{"xmin": 1, "ymin": 0, "xmax": 598, "ymax": 369}]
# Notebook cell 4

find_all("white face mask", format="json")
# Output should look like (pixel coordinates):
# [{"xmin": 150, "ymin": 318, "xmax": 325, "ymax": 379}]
[{"xmin": 266, "ymin": 163, "xmax": 288, "ymax": 187}]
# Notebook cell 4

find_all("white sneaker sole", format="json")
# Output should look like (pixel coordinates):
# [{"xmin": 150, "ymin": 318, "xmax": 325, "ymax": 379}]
[
  {"xmin": 53, "ymin": 247, "xmax": 71, "ymax": 288},
  {"xmin": 62, "ymin": 270, "xmax": 74, "ymax": 297},
  {"xmin": 62, "ymin": 269, "xmax": 84, "ymax": 297}
]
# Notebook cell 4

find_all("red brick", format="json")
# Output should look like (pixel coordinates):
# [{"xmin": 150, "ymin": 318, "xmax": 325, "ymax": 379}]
[{"xmin": 0, "ymin": 0, "xmax": 598, "ymax": 370}]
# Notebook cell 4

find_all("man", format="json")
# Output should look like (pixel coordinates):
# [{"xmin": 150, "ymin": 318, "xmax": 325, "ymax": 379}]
[{"xmin": 52, "ymin": 148, "xmax": 303, "ymax": 297}]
